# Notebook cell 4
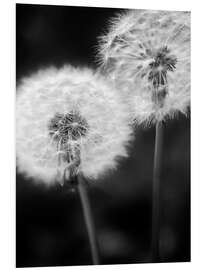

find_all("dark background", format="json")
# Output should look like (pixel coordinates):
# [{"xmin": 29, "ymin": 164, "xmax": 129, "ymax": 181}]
[{"xmin": 16, "ymin": 4, "xmax": 190, "ymax": 267}]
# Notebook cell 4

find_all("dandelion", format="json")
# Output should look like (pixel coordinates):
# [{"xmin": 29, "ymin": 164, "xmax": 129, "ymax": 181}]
[
  {"xmin": 16, "ymin": 65, "xmax": 132, "ymax": 186},
  {"xmin": 98, "ymin": 10, "xmax": 190, "ymax": 262},
  {"xmin": 98, "ymin": 10, "xmax": 190, "ymax": 124},
  {"xmin": 16, "ymin": 65, "xmax": 133, "ymax": 264}
]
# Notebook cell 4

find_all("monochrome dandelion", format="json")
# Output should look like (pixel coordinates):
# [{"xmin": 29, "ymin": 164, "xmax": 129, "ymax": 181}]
[
  {"xmin": 16, "ymin": 65, "xmax": 133, "ymax": 265},
  {"xmin": 98, "ymin": 10, "xmax": 190, "ymax": 124},
  {"xmin": 16, "ymin": 65, "xmax": 132, "ymax": 186},
  {"xmin": 98, "ymin": 9, "xmax": 191, "ymax": 262}
]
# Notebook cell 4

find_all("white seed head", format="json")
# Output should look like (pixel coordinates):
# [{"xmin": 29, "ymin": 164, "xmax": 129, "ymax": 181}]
[
  {"xmin": 98, "ymin": 10, "xmax": 190, "ymax": 125},
  {"xmin": 16, "ymin": 65, "xmax": 133, "ymax": 185}
]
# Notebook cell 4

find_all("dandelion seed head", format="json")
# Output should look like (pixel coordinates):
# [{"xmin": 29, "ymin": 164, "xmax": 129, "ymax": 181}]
[
  {"xmin": 16, "ymin": 65, "xmax": 133, "ymax": 185},
  {"xmin": 98, "ymin": 10, "xmax": 190, "ymax": 124}
]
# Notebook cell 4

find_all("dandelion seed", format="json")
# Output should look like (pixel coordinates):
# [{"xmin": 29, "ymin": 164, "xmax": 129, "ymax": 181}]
[
  {"xmin": 98, "ymin": 10, "xmax": 190, "ymax": 125},
  {"xmin": 16, "ymin": 65, "xmax": 132, "ymax": 185}
]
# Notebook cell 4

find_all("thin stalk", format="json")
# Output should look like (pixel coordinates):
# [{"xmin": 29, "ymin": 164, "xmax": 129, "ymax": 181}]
[
  {"xmin": 151, "ymin": 120, "xmax": 163, "ymax": 262},
  {"xmin": 77, "ymin": 175, "xmax": 99, "ymax": 265}
]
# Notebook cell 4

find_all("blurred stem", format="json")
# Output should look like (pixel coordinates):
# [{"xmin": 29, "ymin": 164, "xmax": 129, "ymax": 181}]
[
  {"xmin": 77, "ymin": 175, "xmax": 99, "ymax": 265},
  {"xmin": 151, "ymin": 120, "xmax": 163, "ymax": 262}
]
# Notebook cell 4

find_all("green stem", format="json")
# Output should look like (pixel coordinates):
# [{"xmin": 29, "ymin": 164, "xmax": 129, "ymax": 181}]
[
  {"xmin": 77, "ymin": 175, "xmax": 99, "ymax": 265},
  {"xmin": 151, "ymin": 121, "xmax": 163, "ymax": 262}
]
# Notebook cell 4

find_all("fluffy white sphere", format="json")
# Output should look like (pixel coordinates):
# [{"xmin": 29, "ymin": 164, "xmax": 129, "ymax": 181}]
[
  {"xmin": 98, "ymin": 10, "xmax": 190, "ymax": 125},
  {"xmin": 16, "ymin": 66, "xmax": 133, "ymax": 185}
]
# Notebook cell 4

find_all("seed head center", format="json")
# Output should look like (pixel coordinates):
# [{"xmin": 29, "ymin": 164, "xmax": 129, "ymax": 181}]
[
  {"xmin": 148, "ymin": 46, "xmax": 177, "ymax": 89},
  {"xmin": 48, "ymin": 111, "xmax": 89, "ymax": 145}
]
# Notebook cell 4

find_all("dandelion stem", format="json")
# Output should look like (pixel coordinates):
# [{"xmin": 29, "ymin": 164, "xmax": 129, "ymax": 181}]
[
  {"xmin": 151, "ymin": 120, "xmax": 163, "ymax": 262},
  {"xmin": 77, "ymin": 175, "xmax": 99, "ymax": 265}
]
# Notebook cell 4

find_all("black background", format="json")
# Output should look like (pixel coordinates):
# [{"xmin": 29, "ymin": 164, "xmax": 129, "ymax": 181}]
[{"xmin": 16, "ymin": 4, "xmax": 190, "ymax": 267}]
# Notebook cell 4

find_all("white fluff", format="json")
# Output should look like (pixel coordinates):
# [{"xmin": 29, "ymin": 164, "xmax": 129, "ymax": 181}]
[
  {"xmin": 98, "ymin": 10, "xmax": 190, "ymax": 125},
  {"xmin": 16, "ymin": 65, "xmax": 133, "ymax": 185}
]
